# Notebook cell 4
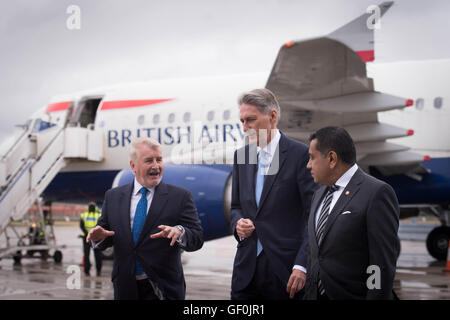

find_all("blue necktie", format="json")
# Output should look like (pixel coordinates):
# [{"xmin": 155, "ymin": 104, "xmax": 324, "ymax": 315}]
[
  {"xmin": 133, "ymin": 187, "xmax": 148, "ymax": 276},
  {"xmin": 255, "ymin": 151, "xmax": 269, "ymax": 256}
]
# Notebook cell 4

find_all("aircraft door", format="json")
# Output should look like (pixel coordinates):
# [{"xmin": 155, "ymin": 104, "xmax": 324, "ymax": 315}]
[
  {"xmin": 64, "ymin": 97, "xmax": 104, "ymax": 161},
  {"xmin": 69, "ymin": 97, "xmax": 102, "ymax": 128}
]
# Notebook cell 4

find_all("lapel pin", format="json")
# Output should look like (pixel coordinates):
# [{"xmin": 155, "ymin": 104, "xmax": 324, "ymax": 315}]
[{"xmin": 345, "ymin": 190, "xmax": 350, "ymax": 196}]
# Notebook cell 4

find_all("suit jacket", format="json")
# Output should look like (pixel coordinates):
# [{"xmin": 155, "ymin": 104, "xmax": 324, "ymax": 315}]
[
  {"xmin": 230, "ymin": 132, "xmax": 317, "ymax": 293},
  {"xmin": 97, "ymin": 181, "xmax": 203, "ymax": 300},
  {"xmin": 304, "ymin": 168, "xmax": 400, "ymax": 300}
]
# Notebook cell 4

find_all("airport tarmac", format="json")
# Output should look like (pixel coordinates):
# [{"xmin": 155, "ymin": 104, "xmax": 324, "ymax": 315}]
[{"xmin": 0, "ymin": 221, "xmax": 449, "ymax": 300}]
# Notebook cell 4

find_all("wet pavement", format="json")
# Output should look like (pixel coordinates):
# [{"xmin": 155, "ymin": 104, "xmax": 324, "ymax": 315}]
[
  {"xmin": 393, "ymin": 220, "xmax": 450, "ymax": 299},
  {"xmin": 0, "ymin": 221, "xmax": 449, "ymax": 300},
  {"xmin": 0, "ymin": 224, "xmax": 113, "ymax": 300}
]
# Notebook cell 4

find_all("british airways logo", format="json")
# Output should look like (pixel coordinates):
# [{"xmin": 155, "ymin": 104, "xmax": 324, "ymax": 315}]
[{"xmin": 107, "ymin": 123, "xmax": 245, "ymax": 148}]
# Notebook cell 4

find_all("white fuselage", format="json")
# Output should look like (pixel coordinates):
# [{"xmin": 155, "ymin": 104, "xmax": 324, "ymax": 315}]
[
  {"xmin": 369, "ymin": 58, "xmax": 450, "ymax": 158},
  {"xmin": 30, "ymin": 59, "xmax": 450, "ymax": 174}
]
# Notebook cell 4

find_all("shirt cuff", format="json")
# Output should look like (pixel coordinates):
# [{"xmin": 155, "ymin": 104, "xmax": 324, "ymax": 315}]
[
  {"xmin": 90, "ymin": 239, "xmax": 104, "ymax": 249},
  {"xmin": 237, "ymin": 218, "xmax": 245, "ymax": 241},
  {"xmin": 293, "ymin": 265, "xmax": 307, "ymax": 274}
]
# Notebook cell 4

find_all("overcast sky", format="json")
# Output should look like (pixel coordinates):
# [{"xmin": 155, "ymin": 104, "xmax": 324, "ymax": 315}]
[{"xmin": 1, "ymin": 0, "xmax": 449, "ymax": 139}]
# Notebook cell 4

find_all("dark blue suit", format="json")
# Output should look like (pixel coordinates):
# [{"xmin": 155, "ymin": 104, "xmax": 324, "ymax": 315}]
[
  {"xmin": 230, "ymin": 132, "xmax": 317, "ymax": 298},
  {"xmin": 97, "ymin": 181, "xmax": 203, "ymax": 300},
  {"xmin": 304, "ymin": 169, "xmax": 400, "ymax": 300}
]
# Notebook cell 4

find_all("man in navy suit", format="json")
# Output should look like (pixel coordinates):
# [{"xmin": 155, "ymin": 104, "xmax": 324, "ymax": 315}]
[
  {"xmin": 304, "ymin": 126, "xmax": 400, "ymax": 300},
  {"xmin": 87, "ymin": 137, "xmax": 203, "ymax": 300},
  {"xmin": 230, "ymin": 88, "xmax": 317, "ymax": 300}
]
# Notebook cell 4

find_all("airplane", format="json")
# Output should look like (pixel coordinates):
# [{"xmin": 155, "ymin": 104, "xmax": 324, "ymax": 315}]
[{"xmin": 0, "ymin": 1, "xmax": 449, "ymax": 263}]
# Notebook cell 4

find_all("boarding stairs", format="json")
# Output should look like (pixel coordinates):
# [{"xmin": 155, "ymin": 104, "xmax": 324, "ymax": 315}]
[{"xmin": 0, "ymin": 120, "xmax": 104, "ymax": 262}]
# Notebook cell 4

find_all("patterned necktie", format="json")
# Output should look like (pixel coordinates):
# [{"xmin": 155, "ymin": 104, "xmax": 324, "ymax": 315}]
[
  {"xmin": 133, "ymin": 187, "xmax": 148, "ymax": 276},
  {"xmin": 316, "ymin": 184, "xmax": 338, "ymax": 296},
  {"xmin": 316, "ymin": 184, "xmax": 339, "ymax": 247},
  {"xmin": 255, "ymin": 151, "xmax": 269, "ymax": 256}
]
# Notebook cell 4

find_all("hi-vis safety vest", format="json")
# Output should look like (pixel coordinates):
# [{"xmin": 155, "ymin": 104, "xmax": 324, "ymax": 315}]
[{"xmin": 81, "ymin": 208, "xmax": 101, "ymax": 236}]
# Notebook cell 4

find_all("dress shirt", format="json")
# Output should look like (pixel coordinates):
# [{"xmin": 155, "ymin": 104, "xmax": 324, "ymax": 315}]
[{"xmin": 256, "ymin": 129, "xmax": 281, "ymax": 175}]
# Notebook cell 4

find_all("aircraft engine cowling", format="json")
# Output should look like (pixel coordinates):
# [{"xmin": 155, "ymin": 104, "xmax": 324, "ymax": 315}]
[{"xmin": 111, "ymin": 164, "xmax": 233, "ymax": 241}]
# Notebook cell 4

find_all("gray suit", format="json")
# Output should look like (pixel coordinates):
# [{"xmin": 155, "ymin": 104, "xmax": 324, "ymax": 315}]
[{"xmin": 304, "ymin": 168, "xmax": 400, "ymax": 300}]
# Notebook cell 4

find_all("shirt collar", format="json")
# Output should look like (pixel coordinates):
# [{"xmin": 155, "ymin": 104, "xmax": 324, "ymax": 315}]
[
  {"xmin": 133, "ymin": 178, "xmax": 155, "ymax": 196},
  {"xmin": 335, "ymin": 163, "xmax": 359, "ymax": 189},
  {"xmin": 257, "ymin": 129, "xmax": 280, "ymax": 158}
]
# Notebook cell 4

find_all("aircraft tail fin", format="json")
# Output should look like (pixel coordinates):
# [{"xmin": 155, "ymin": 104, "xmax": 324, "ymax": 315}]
[{"xmin": 327, "ymin": 1, "xmax": 394, "ymax": 62}]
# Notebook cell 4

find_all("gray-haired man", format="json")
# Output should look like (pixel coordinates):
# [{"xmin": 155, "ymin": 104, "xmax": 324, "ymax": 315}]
[
  {"xmin": 87, "ymin": 138, "xmax": 203, "ymax": 300},
  {"xmin": 230, "ymin": 88, "xmax": 318, "ymax": 299}
]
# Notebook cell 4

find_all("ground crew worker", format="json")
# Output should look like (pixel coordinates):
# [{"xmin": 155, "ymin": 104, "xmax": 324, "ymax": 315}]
[{"xmin": 80, "ymin": 202, "xmax": 102, "ymax": 276}]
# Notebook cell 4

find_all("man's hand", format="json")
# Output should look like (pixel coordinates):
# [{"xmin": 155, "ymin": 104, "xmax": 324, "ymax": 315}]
[
  {"xmin": 236, "ymin": 218, "xmax": 255, "ymax": 239},
  {"xmin": 150, "ymin": 225, "xmax": 182, "ymax": 246},
  {"xmin": 286, "ymin": 269, "xmax": 306, "ymax": 299},
  {"xmin": 86, "ymin": 226, "xmax": 115, "ymax": 243}
]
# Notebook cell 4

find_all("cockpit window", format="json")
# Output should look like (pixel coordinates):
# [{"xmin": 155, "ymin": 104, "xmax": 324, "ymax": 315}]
[{"xmin": 32, "ymin": 119, "xmax": 56, "ymax": 133}]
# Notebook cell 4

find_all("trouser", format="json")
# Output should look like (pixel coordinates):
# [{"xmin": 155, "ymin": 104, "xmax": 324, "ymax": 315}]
[
  {"xmin": 231, "ymin": 251, "xmax": 302, "ymax": 300},
  {"xmin": 136, "ymin": 279, "xmax": 164, "ymax": 300},
  {"xmin": 317, "ymin": 289, "xmax": 330, "ymax": 300},
  {"xmin": 82, "ymin": 237, "xmax": 102, "ymax": 275}
]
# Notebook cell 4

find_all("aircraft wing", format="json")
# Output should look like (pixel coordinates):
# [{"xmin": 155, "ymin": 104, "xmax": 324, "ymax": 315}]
[{"xmin": 266, "ymin": 1, "xmax": 428, "ymax": 175}]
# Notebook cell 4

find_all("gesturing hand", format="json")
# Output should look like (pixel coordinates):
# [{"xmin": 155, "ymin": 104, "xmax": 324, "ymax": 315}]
[
  {"xmin": 86, "ymin": 226, "xmax": 115, "ymax": 243},
  {"xmin": 150, "ymin": 225, "xmax": 183, "ymax": 246}
]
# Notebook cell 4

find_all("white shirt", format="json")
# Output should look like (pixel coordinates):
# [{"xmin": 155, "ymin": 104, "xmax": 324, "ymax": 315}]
[
  {"xmin": 315, "ymin": 164, "xmax": 359, "ymax": 227},
  {"xmin": 256, "ymin": 129, "xmax": 281, "ymax": 175}
]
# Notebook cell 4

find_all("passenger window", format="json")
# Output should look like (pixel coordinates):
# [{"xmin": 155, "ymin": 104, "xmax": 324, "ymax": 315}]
[
  {"xmin": 153, "ymin": 114, "xmax": 160, "ymax": 125},
  {"xmin": 223, "ymin": 110, "xmax": 230, "ymax": 120},
  {"xmin": 415, "ymin": 98, "xmax": 424, "ymax": 110},
  {"xmin": 434, "ymin": 97, "xmax": 443, "ymax": 109},
  {"xmin": 207, "ymin": 111, "xmax": 214, "ymax": 121},
  {"xmin": 168, "ymin": 113, "xmax": 175, "ymax": 123},
  {"xmin": 183, "ymin": 112, "xmax": 191, "ymax": 123}
]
